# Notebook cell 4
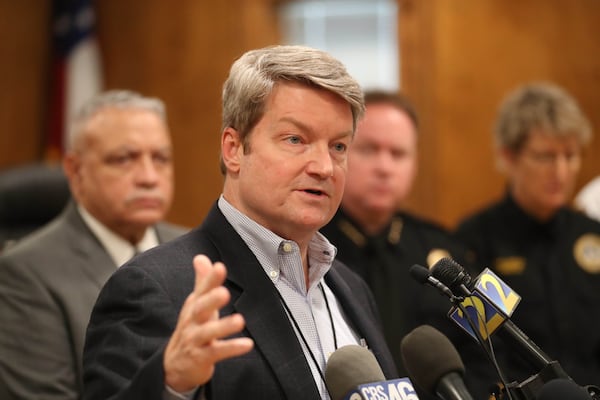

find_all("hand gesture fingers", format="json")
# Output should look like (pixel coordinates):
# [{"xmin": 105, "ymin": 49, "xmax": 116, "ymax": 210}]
[{"xmin": 164, "ymin": 255, "xmax": 253, "ymax": 392}]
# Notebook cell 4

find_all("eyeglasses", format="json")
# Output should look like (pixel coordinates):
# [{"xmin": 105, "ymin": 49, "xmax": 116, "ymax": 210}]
[{"xmin": 521, "ymin": 149, "xmax": 581, "ymax": 167}]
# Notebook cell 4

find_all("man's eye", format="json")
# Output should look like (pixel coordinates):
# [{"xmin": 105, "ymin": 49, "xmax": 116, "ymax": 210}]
[
  {"xmin": 333, "ymin": 143, "xmax": 347, "ymax": 152},
  {"xmin": 153, "ymin": 153, "xmax": 172, "ymax": 165},
  {"xmin": 287, "ymin": 136, "xmax": 301, "ymax": 144},
  {"xmin": 106, "ymin": 154, "xmax": 134, "ymax": 165},
  {"xmin": 392, "ymin": 150, "xmax": 409, "ymax": 160}
]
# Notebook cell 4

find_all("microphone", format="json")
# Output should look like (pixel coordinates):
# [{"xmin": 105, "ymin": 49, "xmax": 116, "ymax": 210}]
[
  {"xmin": 325, "ymin": 344, "xmax": 418, "ymax": 400},
  {"xmin": 408, "ymin": 263, "xmax": 455, "ymax": 299},
  {"xmin": 430, "ymin": 258, "xmax": 558, "ymax": 371},
  {"xmin": 425, "ymin": 258, "xmax": 578, "ymax": 400},
  {"xmin": 429, "ymin": 258, "xmax": 474, "ymax": 296},
  {"xmin": 535, "ymin": 379, "xmax": 592, "ymax": 400},
  {"xmin": 400, "ymin": 325, "xmax": 474, "ymax": 400}
]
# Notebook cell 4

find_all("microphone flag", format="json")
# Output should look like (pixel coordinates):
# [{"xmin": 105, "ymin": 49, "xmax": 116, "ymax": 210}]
[
  {"xmin": 343, "ymin": 377, "xmax": 419, "ymax": 400},
  {"xmin": 448, "ymin": 268, "xmax": 521, "ymax": 340}
]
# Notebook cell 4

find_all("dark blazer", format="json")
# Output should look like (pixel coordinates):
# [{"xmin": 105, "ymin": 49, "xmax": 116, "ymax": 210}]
[
  {"xmin": 83, "ymin": 202, "xmax": 397, "ymax": 400},
  {"xmin": 0, "ymin": 202, "xmax": 186, "ymax": 400}
]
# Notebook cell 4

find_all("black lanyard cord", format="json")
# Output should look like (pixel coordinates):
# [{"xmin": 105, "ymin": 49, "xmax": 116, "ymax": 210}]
[{"xmin": 274, "ymin": 282, "xmax": 338, "ymax": 397}]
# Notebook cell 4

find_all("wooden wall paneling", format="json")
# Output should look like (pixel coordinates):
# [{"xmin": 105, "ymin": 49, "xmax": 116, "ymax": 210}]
[
  {"xmin": 4, "ymin": 1, "xmax": 599, "ymax": 230},
  {"xmin": 397, "ymin": 0, "xmax": 441, "ymax": 221},
  {"xmin": 95, "ymin": 0, "xmax": 282, "ymax": 227},
  {"xmin": 0, "ymin": 1, "xmax": 51, "ymax": 168},
  {"xmin": 400, "ymin": 0, "xmax": 600, "ymax": 228}
]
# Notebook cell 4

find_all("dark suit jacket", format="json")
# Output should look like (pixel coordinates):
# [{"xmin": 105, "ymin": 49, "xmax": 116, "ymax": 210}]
[
  {"xmin": 0, "ymin": 202, "xmax": 186, "ymax": 400},
  {"xmin": 83, "ymin": 202, "xmax": 397, "ymax": 400}
]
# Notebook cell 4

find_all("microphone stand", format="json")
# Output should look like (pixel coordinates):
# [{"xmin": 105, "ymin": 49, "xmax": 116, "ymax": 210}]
[
  {"xmin": 480, "ymin": 324, "xmax": 600, "ymax": 400},
  {"xmin": 448, "ymin": 297, "xmax": 597, "ymax": 400},
  {"xmin": 496, "ymin": 368, "xmax": 600, "ymax": 400},
  {"xmin": 414, "ymin": 265, "xmax": 600, "ymax": 400}
]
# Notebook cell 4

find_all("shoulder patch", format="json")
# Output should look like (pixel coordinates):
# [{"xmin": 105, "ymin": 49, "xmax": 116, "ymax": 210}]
[{"xmin": 574, "ymin": 233, "xmax": 600, "ymax": 273}]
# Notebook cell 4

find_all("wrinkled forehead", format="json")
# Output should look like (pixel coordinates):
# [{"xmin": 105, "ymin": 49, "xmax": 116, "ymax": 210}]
[{"xmin": 76, "ymin": 108, "xmax": 171, "ymax": 152}]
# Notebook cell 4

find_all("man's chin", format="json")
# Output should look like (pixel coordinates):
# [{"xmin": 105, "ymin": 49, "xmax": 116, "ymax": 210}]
[
  {"xmin": 365, "ymin": 201, "xmax": 396, "ymax": 214},
  {"xmin": 127, "ymin": 210, "xmax": 166, "ymax": 226}
]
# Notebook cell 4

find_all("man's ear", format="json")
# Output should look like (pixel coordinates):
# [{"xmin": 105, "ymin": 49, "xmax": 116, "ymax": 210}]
[
  {"xmin": 62, "ymin": 152, "xmax": 82, "ymax": 198},
  {"xmin": 221, "ymin": 127, "xmax": 243, "ymax": 174},
  {"xmin": 497, "ymin": 147, "xmax": 516, "ymax": 174},
  {"xmin": 62, "ymin": 152, "xmax": 80, "ymax": 183}
]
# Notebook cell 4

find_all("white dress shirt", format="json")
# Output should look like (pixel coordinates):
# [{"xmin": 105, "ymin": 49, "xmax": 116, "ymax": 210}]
[{"xmin": 77, "ymin": 205, "xmax": 158, "ymax": 267}]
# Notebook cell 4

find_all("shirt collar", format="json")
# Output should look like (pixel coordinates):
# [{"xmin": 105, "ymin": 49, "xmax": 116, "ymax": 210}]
[
  {"xmin": 503, "ymin": 192, "xmax": 565, "ymax": 238},
  {"xmin": 77, "ymin": 204, "xmax": 159, "ymax": 267},
  {"xmin": 217, "ymin": 195, "xmax": 337, "ymax": 292}
]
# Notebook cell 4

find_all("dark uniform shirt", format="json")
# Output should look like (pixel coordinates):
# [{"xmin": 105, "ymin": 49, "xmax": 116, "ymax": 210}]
[
  {"xmin": 454, "ymin": 193, "xmax": 600, "ymax": 398},
  {"xmin": 321, "ymin": 208, "xmax": 468, "ymax": 379}
]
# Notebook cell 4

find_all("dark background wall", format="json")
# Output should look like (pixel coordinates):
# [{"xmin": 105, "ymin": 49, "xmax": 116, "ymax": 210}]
[{"xmin": 1, "ymin": 0, "xmax": 599, "ymax": 229}]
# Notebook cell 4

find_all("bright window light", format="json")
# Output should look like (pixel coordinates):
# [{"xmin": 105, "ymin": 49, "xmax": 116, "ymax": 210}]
[{"xmin": 279, "ymin": 0, "xmax": 399, "ymax": 91}]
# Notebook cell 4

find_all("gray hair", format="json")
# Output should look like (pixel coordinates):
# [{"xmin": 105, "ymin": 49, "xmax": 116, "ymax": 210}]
[
  {"xmin": 494, "ymin": 82, "xmax": 592, "ymax": 152},
  {"xmin": 67, "ymin": 90, "xmax": 167, "ymax": 151},
  {"xmin": 220, "ymin": 45, "xmax": 365, "ymax": 174}
]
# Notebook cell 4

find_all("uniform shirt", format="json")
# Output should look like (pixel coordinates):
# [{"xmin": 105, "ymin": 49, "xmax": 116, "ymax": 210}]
[
  {"xmin": 454, "ymin": 193, "xmax": 600, "ymax": 398},
  {"xmin": 320, "ymin": 208, "xmax": 468, "ymax": 377}
]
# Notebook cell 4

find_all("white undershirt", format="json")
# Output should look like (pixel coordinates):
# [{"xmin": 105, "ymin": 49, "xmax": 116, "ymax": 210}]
[{"xmin": 77, "ymin": 205, "xmax": 159, "ymax": 267}]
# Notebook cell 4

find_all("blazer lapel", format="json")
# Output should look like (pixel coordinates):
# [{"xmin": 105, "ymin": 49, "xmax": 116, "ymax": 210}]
[
  {"xmin": 61, "ymin": 203, "xmax": 118, "ymax": 289},
  {"xmin": 325, "ymin": 265, "xmax": 398, "ymax": 379},
  {"xmin": 203, "ymin": 205, "xmax": 321, "ymax": 400}
]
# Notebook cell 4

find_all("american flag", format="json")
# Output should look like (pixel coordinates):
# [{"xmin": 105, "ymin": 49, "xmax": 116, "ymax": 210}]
[{"xmin": 46, "ymin": 0, "xmax": 103, "ymax": 160}]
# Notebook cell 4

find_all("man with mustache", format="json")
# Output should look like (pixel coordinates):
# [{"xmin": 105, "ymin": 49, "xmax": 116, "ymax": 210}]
[{"xmin": 0, "ymin": 90, "xmax": 186, "ymax": 400}]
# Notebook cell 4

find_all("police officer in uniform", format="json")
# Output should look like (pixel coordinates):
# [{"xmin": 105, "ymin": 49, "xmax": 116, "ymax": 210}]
[
  {"xmin": 454, "ymin": 82, "xmax": 600, "ymax": 399},
  {"xmin": 321, "ymin": 91, "xmax": 467, "ymax": 380}
]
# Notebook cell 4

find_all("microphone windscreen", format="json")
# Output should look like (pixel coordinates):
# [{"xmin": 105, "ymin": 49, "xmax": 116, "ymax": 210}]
[
  {"xmin": 535, "ymin": 379, "xmax": 591, "ymax": 400},
  {"xmin": 400, "ymin": 325, "xmax": 465, "ymax": 395},
  {"xmin": 325, "ymin": 344, "xmax": 386, "ymax": 400},
  {"xmin": 430, "ymin": 257, "xmax": 472, "ymax": 291},
  {"xmin": 409, "ymin": 264, "xmax": 431, "ymax": 284}
]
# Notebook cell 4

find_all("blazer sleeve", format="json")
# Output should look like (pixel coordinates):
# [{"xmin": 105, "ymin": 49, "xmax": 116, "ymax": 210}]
[
  {"xmin": 0, "ymin": 256, "xmax": 79, "ymax": 400},
  {"xmin": 83, "ymin": 262, "xmax": 190, "ymax": 400}
]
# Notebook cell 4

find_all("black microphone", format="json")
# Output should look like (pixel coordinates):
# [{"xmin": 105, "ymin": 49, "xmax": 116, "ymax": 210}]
[
  {"xmin": 535, "ymin": 379, "xmax": 592, "ymax": 400},
  {"xmin": 401, "ymin": 325, "xmax": 474, "ymax": 400},
  {"xmin": 426, "ymin": 257, "xmax": 580, "ymax": 400},
  {"xmin": 325, "ymin": 345, "xmax": 418, "ymax": 400},
  {"xmin": 409, "ymin": 263, "xmax": 455, "ymax": 299},
  {"xmin": 430, "ymin": 257, "xmax": 560, "ymax": 372},
  {"xmin": 429, "ymin": 258, "xmax": 473, "ymax": 296}
]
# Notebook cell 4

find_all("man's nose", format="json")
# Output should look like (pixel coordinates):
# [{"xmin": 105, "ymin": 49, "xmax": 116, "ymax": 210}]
[
  {"xmin": 135, "ymin": 155, "xmax": 160, "ymax": 184},
  {"xmin": 307, "ymin": 144, "xmax": 334, "ymax": 178}
]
